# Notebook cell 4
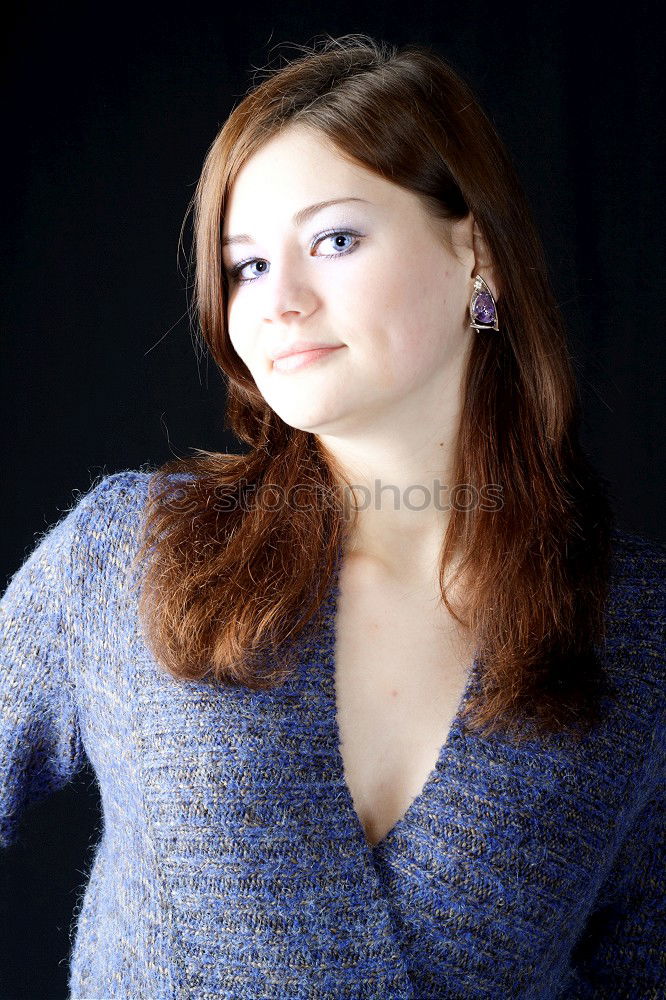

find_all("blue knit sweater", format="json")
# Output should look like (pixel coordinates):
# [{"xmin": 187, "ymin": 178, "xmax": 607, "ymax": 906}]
[{"xmin": 1, "ymin": 470, "xmax": 664, "ymax": 999}]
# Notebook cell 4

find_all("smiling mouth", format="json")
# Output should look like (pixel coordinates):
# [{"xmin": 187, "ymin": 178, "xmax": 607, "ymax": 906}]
[{"xmin": 272, "ymin": 345, "xmax": 345, "ymax": 373}]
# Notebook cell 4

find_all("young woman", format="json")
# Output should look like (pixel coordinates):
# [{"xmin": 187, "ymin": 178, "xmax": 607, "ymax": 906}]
[{"xmin": 1, "ymin": 33, "xmax": 664, "ymax": 1000}]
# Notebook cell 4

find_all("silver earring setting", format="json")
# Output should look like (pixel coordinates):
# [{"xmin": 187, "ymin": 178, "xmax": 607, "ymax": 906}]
[{"xmin": 469, "ymin": 274, "xmax": 499, "ymax": 331}]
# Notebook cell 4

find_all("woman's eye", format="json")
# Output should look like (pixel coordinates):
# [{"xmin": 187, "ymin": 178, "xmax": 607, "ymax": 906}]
[
  {"xmin": 315, "ymin": 231, "xmax": 357, "ymax": 254},
  {"xmin": 228, "ymin": 229, "xmax": 362, "ymax": 285}
]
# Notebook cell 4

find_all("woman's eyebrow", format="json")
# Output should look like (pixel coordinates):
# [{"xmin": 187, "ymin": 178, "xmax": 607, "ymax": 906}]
[{"xmin": 222, "ymin": 197, "xmax": 371, "ymax": 248}]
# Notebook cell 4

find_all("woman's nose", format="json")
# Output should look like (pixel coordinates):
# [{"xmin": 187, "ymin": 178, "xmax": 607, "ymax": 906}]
[{"xmin": 261, "ymin": 260, "xmax": 318, "ymax": 321}]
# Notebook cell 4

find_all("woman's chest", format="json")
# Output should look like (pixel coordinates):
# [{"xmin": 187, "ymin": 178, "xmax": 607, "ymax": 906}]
[
  {"xmin": 333, "ymin": 560, "xmax": 476, "ymax": 847},
  {"xmin": 84, "ymin": 563, "xmax": 644, "ymax": 997}
]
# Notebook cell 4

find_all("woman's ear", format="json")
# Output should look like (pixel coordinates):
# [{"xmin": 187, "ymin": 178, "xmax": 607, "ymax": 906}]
[{"xmin": 472, "ymin": 220, "xmax": 500, "ymax": 303}]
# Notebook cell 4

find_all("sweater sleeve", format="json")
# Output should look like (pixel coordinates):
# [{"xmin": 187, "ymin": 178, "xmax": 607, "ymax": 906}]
[
  {"xmin": 0, "ymin": 494, "xmax": 87, "ymax": 849},
  {"xmin": 561, "ymin": 770, "xmax": 666, "ymax": 997}
]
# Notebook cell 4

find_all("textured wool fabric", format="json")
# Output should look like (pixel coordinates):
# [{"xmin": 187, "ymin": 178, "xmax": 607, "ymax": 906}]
[{"xmin": 1, "ymin": 469, "xmax": 664, "ymax": 999}]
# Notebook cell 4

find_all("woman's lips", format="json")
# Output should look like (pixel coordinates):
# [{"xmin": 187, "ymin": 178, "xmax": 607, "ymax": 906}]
[{"xmin": 272, "ymin": 345, "xmax": 345, "ymax": 373}]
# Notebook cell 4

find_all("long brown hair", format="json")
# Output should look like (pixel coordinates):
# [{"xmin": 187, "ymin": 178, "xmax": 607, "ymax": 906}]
[{"xmin": 130, "ymin": 33, "xmax": 616, "ymax": 746}]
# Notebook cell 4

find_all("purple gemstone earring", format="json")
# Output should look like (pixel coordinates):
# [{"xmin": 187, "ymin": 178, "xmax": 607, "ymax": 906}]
[{"xmin": 469, "ymin": 274, "xmax": 499, "ymax": 331}]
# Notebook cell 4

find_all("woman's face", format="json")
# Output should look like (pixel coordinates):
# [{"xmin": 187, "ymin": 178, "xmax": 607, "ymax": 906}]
[{"xmin": 222, "ymin": 124, "xmax": 476, "ymax": 437}]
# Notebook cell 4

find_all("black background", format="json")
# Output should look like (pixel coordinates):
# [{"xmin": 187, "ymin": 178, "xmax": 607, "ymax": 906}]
[{"xmin": 1, "ymin": 2, "xmax": 664, "ymax": 996}]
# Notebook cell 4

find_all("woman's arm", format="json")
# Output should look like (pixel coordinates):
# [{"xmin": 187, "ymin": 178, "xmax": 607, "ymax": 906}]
[{"xmin": 0, "ymin": 496, "xmax": 87, "ymax": 849}]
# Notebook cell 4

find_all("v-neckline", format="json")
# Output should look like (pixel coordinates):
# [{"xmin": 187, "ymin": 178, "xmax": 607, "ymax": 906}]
[{"xmin": 319, "ymin": 541, "xmax": 481, "ymax": 856}]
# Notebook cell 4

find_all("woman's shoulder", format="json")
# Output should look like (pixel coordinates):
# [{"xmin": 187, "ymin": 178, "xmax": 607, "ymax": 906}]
[
  {"xmin": 67, "ymin": 465, "xmax": 196, "ymax": 527},
  {"xmin": 54, "ymin": 468, "xmax": 149, "ymax": 544},
  {"xmin": 604, "ymin": 525, "xmax": 665, "ymax": 714},
  {"xmin": 607, "ymin": 525, "xmax": 666, "ymax": 607},
  {"xmin": 609, "ymin": 523, "xmax": 666, "ymax": 563},
  {"xmin": 65, "ymin": 465, "xmax": 206, "ymax": 568},
  {"xmin": 32, "ymin": 467, "xmax": 184, "ymax": 586}
]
